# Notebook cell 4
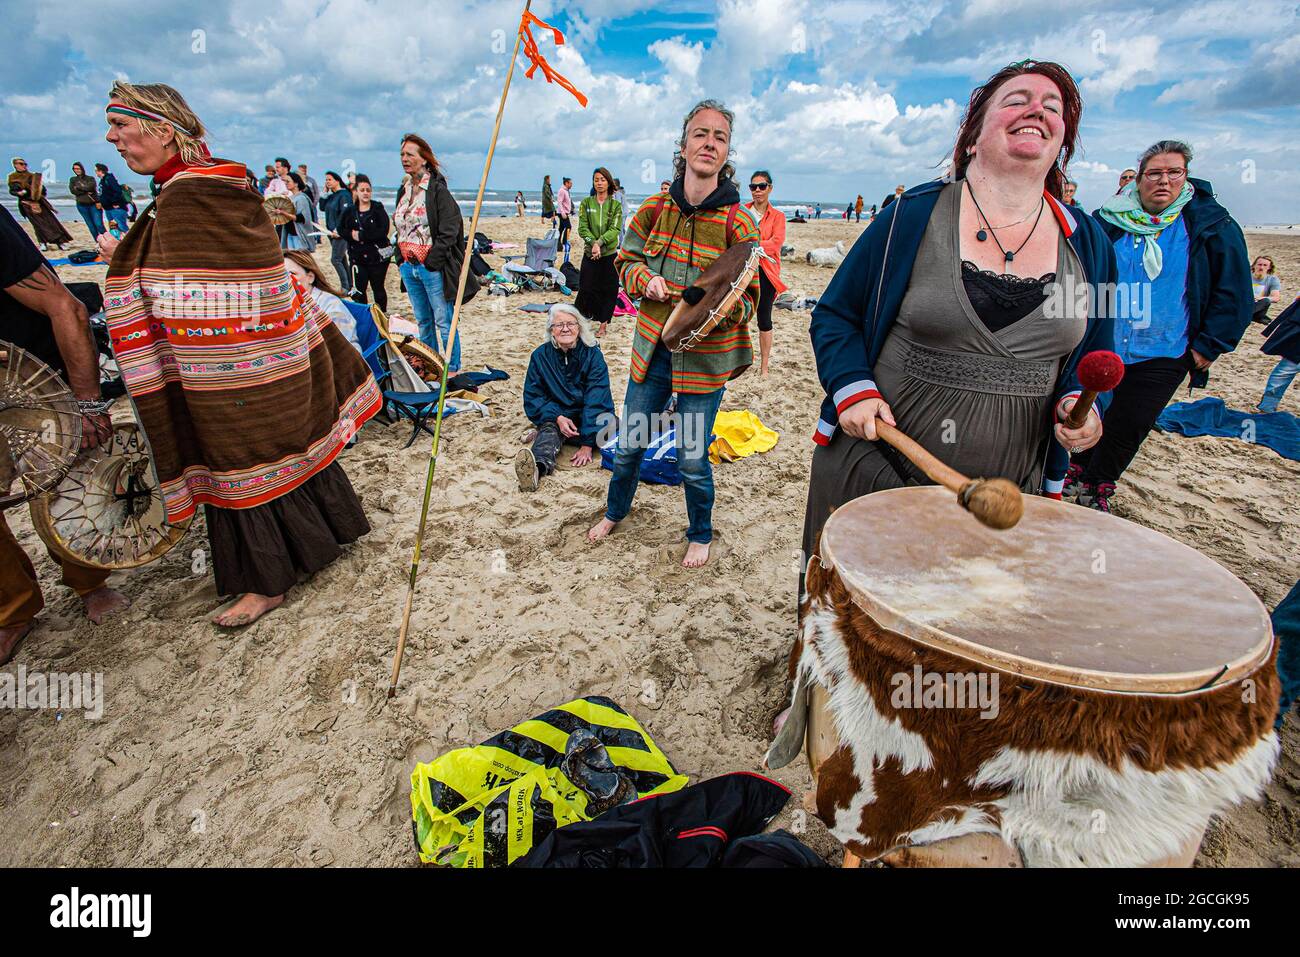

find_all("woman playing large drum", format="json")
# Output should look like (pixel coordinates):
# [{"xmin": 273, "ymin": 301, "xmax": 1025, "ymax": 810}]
[
  {"xmin": 96, "ymin": 82, "xmax": 381, "ymax": 628},
  {"xmin": 801, "ymin": 61, "xmax": 1117, "ymax": 571}
]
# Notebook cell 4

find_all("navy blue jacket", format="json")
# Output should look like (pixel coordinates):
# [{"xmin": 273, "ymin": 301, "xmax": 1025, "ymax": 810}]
[
  {"xmin": 523, "ymin": 339, "xmax": 614, "ymax": 448},
  {"xmin": 320, "ymin": 188, "xmax": 353, "ymax": 233},
  {"xmin": 97, "ymin": 172, "xmax": 126, "ymax": 209},
  {"xmin": 810, "ymin": 179, "xmax": 1117, "ymax": 492},
  {"xmin": 1093, "ymin": 177, "xmax": 1252, "ymax": 388}
]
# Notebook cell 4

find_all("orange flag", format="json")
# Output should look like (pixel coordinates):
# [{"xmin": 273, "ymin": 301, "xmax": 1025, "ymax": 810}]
[{"xmin": 519, "ymin": 11, "xmax": 588, "ymax": 108}]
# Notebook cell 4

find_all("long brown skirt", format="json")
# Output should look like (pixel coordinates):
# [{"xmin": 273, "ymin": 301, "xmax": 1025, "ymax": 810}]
[
  {"xmin": 205, "ymin": 460, "xmax": 370, "ymax": 597},
  {"xmin": 21, "ymin": 199, "xmax": 73, "ymax": 245}
]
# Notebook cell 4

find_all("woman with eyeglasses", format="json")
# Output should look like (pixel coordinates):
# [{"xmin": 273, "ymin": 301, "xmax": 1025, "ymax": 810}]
[
  {"xmin": 1069, "ymin": 139, "xmax": 1253, "ymax": 512},
  {"xmin": 515, "ymin": 304, "xmax": 614, "ymax": 491},
  {"xmin": 745, "ymin": 170, "xmax": 787, "ymax": 375}
]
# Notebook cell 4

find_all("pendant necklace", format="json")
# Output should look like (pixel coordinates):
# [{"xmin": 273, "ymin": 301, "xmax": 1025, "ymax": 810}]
[{"xmin": 968, "ymin": 185, "xmax": 1045, "ymax": 270}]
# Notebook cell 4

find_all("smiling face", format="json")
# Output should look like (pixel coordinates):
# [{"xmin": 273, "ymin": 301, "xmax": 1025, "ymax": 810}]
[
  {"xmin": 973, "ymin": 74, "xmax": 1065, "ymax": 176},
  {"xmin": 550, "ymin": 313, "xmax": 580, "ymax": 349},
  {"xmin": 105, "ymin": 112, "xmax": 177, "ymax": 175},
  {"xmin": 683, "ymin": 108, "xmax": 730, "ymax": 180},
  {"xmin": 1063, "ymin": 182, "xmax": 1076, "ymax": 203},
  {"xmin": 1137, "ymin": 151, "xmax": 1188, "ymax": 214}
]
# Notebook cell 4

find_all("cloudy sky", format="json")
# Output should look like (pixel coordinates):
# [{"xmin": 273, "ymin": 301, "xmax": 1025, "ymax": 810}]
[{"xmin": 5, "ymin": 0, "xmax": 1298, "ymax": 221}]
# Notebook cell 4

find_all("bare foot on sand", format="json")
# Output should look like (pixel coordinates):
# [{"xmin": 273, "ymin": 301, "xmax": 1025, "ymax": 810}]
[
  {"xmin": 0, "ymin": 623, "xmax": 34, "ymax": 666},
  {"xmin": 83, "ymin": 587, "xmax": 129, "ymax": 625},
  {"xmin": 212, "ymin": 593, "xmax": 285, "ymax": 629},
  {"xmin": 587, "ymin": 517, "xmax": 617, "ymax": 543},
  {"xmin": 682, "ymin": 541, "xmax": 710, "ymax": 568}
]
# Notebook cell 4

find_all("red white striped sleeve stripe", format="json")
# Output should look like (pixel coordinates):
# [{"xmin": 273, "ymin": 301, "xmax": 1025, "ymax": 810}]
[{"xmin": 833, "ymin": 379, "xmax": 881, "ymax": 413}]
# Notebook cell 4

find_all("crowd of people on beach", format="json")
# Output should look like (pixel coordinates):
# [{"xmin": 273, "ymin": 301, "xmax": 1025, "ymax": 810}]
[{"xmin": 1, "ymin": 63, "xmax": 1296, "ymax": 671}]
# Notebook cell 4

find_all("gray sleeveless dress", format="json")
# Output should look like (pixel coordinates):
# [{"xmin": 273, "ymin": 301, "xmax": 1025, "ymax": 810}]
[{"xmin": 801, "ymin": 182, "xmax": 1087, "ymax": 567}]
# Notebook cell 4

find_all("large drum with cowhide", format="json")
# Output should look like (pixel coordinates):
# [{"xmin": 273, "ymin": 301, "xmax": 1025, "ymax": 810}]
[{"xmin": 766, "ymin": 486, "xmax": 1280, "ymax": 868}]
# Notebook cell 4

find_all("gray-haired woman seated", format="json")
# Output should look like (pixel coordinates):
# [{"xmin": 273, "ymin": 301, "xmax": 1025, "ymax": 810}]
[{"xmin": 516, "ymin": 304, "xmax": 615, "ymax": 491}]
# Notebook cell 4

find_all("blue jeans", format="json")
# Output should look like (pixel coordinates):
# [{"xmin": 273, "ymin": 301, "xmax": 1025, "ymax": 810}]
[
  {"xmin": 400, "ymin": 260, "xmax": 459, "ymax": 372},
  {"xmin": 605, "ymin": 345, "xmax": 724, "ymax": 544},
  {"xmin": 76, "ymin": 204, "xmax": 104, "ymax": 239},
  {"xmin": 1259, "ymin": 359, "xmax": 1298, "ymax": 413},
  {"xmin": 104, "ymin": 208, "xmax": 128, "ymax": 234}
]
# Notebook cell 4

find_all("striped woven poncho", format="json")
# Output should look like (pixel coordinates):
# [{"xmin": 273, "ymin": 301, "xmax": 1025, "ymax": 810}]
[
  {"xmin": 617, "ymin": 186, "xmax": 760, "ymax": 394},
  {"xmin": 103, "ymin": 157, "xmax": 381, "ymax": 522}
]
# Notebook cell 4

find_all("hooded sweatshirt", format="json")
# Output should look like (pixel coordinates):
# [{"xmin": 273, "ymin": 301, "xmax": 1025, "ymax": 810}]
[{"xmin": 616, "ymin": 176, "xmax": 760, "ymax": 393}]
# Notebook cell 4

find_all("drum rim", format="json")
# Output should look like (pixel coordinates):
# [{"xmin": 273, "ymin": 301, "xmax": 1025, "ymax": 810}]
[
  {"xmin": 819, "ymin": 487, "xmax": 1275, "ymax": 695},
  {"xmin": 29, "ymin": 421, "xmax": 192, "ymax": 570},
  {"xmin": 660, "ymin": 241, "xmax": 762, "ymax": 353}
]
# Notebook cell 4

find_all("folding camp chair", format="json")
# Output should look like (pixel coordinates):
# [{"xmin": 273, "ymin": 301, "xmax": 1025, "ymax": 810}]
[{"xmin": 345, "ymin": 300, "xmax": 449, "ymax": 448}]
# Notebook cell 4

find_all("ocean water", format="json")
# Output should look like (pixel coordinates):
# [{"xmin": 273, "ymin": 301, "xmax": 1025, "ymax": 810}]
[{"xmin": 4, "ymin": 182, "xmax": 855, "ymax": 224}]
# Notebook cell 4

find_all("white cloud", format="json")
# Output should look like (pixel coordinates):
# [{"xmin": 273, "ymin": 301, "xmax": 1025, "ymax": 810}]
[
  {"xmin": 649, "ymin": 36, "xmax": 704, "ymax": 77},
  {"xmin": 1, "ymin": 0, "xmax": 1297, "ymax": 224}
]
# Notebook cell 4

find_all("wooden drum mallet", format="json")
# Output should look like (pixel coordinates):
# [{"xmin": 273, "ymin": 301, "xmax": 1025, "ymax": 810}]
[{"xmin": 872, "ymin": 420, "xmax": 1024, "ymax": 530}]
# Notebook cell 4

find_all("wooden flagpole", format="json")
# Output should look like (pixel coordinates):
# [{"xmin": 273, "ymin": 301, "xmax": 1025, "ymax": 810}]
[{"xmin": 388, "ymin": 0, "xmax": 533, "ymax": 697}]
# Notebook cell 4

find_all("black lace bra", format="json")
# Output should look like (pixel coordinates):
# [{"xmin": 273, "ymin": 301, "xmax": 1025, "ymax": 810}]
[{"xmin": 961, "ymin": 260, "xmax": 1054, "ymax": 333}]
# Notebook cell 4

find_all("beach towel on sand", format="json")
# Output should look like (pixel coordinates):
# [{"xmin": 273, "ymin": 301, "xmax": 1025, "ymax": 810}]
[
  {"xmin": 1155, "ymin": 396, "xmax": 1300, "ymax": 462},
  {"xmin": 709, "ymin": 409, "xmax": 779, "ymax": 463},
  {"xmin": 409, "ymin": 695, "xmax": 686, "ymax": 867}
]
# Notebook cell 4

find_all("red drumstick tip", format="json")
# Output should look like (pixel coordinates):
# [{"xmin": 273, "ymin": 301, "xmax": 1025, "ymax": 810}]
[{"xmin": 1077, "ymin": 350, "xmax": 1125, "ymax": 392}]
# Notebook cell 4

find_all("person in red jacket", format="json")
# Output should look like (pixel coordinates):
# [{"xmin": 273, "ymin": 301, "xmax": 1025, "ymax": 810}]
[{"xmin": 744, "ymin": 169, "xmax": 788, "ymax": 375}]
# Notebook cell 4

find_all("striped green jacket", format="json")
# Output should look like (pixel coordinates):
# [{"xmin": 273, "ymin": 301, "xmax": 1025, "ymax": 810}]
[{"xmin": 616, "ymin": 193, "xmax": 761, "ymax": 394}]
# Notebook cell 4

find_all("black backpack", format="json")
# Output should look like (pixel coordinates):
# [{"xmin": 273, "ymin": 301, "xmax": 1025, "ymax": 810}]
[
  {"xmin": 473, "ymin": 232, "xmax": 493, "ymax": 255},
  {"xmin": 560, "ymin": 260, "xmax": 580, "ymax": 291}
]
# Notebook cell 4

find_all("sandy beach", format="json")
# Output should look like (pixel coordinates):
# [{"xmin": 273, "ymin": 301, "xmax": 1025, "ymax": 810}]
[{"xmin": 1, "ymin": 211, "xmax": 1296, "ymax": 867}]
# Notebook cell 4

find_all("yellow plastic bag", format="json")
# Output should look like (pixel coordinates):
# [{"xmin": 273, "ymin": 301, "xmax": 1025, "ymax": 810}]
[
  {"xmin": 709, "ymin": 409, "xmax": 779, "ymax": 464},
  {"xmin": 410, "ymin": 696, "xmax": 687, "ymax": 866}
]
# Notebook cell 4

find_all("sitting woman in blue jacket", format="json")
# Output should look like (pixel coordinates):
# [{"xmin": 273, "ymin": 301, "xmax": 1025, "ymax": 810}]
[
  {"xmin": 803, "ymin": 60, "xmax": 1116, "ymax": 582},
  {"xmin": 516, "ymin": 304, "xmax": 615, "ymax": 491}
]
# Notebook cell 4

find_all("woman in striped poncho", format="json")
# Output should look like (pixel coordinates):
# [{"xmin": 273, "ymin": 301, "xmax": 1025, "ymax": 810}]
[
  {"xmin": 96, "ymin": 82, "xmax": 381, "ymax": 628},
  {"xmin": 587, "ymin": 100, "xmax": 760, "ymax": 568}
]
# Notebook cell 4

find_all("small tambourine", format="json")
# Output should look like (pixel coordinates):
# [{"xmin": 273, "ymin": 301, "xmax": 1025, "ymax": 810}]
[
  {"xmin": 263, "ymin": 195, "xmax": 296, "ymax": 226},
  {"xmin": 659, "ymin": 242, "xmax": 769, "ymax": 354}
]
